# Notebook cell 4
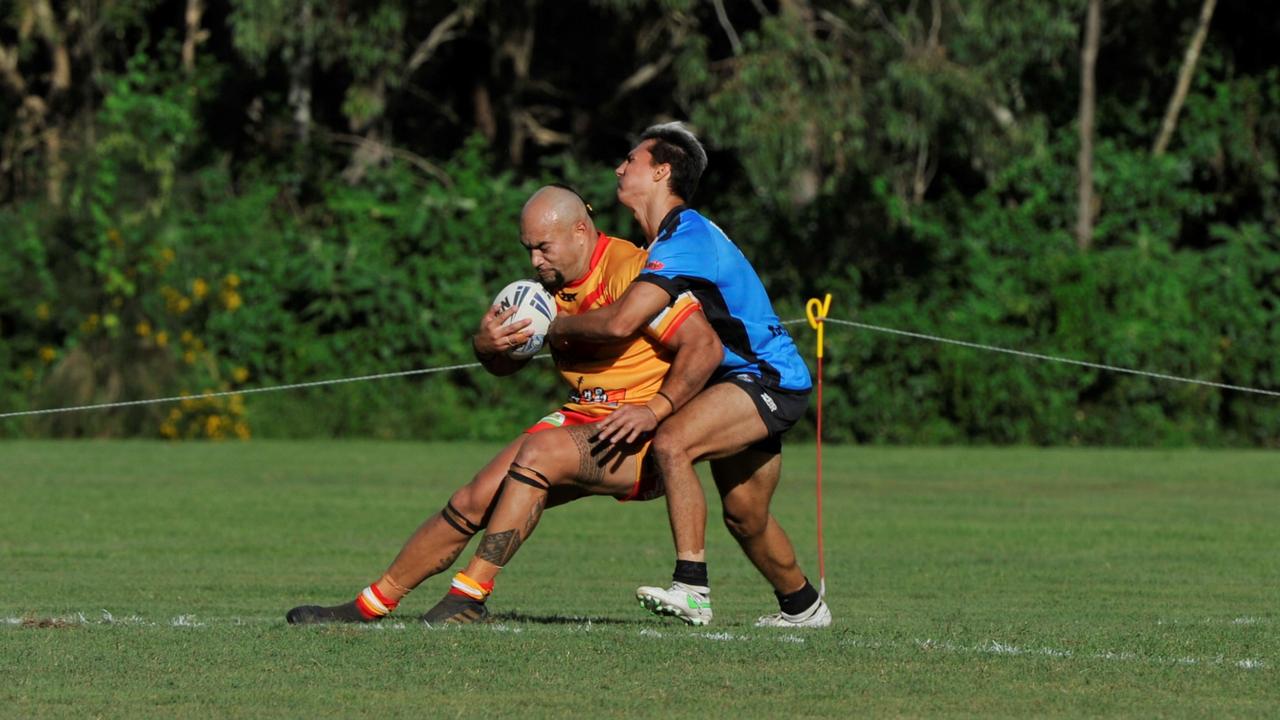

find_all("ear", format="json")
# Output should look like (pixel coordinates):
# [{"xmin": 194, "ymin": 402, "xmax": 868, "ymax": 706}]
[{"xmin": 652, "ymin": 163, "xmax": 670, "ymax": 183}]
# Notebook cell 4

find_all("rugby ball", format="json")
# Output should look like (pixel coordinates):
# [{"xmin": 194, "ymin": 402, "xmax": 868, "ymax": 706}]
[{"xmin": 493, "ymin": 279, "xmax": 556, "ymax": 358}]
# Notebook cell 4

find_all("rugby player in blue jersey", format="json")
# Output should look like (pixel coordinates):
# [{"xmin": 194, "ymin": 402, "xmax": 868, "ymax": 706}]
[{"xmin": 547, "ymin": 123, "xmax": 831, "ymax": 628}]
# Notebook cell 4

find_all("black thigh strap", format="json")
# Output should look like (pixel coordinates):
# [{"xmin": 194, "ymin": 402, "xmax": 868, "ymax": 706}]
[
  {"xmin": 507, "ymin": 464, "xmax": 551, "ymax": 491},
  {"xmin": 441, "ymin": 502, "xmax": 483, "ymax": 537}
]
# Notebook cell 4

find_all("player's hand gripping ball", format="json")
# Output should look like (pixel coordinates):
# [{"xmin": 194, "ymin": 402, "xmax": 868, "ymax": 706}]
[{"xmin": 493, "ymin": 279, "xmax": 556, "ymax": 358}]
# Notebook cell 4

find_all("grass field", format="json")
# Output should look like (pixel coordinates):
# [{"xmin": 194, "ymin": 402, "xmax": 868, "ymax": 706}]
[{"xmin": 1, "ymin": 441, "xmax": 1277, "ymax": 718}]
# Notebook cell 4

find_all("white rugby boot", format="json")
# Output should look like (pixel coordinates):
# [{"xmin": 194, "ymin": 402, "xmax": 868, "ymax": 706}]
[
  {"xmin": 754, "ymin": 598, "xmax": 833, "ymax": 628},
  {"xmin": 636, "ymin": 581, "xmax": 713, "ymax": 626}
]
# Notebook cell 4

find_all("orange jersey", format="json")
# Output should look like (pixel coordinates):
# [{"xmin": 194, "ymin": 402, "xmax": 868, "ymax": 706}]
[{"xmin": 552, "ymin": 232, "xmax": 701, "ymax": 417}]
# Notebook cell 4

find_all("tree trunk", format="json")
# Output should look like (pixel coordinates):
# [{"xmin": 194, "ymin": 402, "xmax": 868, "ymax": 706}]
[
  {"xmin": 1075, "ymin": 0, "xmax": 1101, "ymax": 251},
  {"xmin": 289, "ymin": 1, "xmax": 315, "ymax": 144},
  {"xmin": 1152, "ymin": 0, "xmax": 1217, "ymax": 156},
  {"xmin": 182, "ymin": 0, "xmax": 208, "ymax": 74}
]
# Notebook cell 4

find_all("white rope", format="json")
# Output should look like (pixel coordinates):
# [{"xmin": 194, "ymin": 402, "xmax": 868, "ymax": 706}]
[
  {"xmin": 821, "ymin": 316, "xmax": 1280, "ymax": 398},
  {"xmin": 3, "ymin": 314, "xmax": 1276, "ymax": 420},
  {"xmin": 0, "ymin": 360, "xmax": 496, "ymax": 419}
]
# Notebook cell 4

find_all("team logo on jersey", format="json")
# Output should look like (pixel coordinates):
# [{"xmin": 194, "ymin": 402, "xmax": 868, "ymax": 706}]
[
  {"xmin": 558, "ymin": 291, "xmax": 577, "ymax": 302},
  {"xmin": 644, "ymin": 260, "xmax": 665, "ymax": 271}
]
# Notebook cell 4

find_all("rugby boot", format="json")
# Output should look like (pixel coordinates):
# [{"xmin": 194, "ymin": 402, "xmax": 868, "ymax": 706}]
[
  {"xmin": 421, "ymin": 594, "xmax": 490, "ymax": 625},
  {"xmin": 636, "ymin": 581, "xmax": 713, "ymax": 626},
  {"xmin": 286, "ymin": 601, "xmax": 375, "ymax": 625},
  {"xmin": 754, "ymin": 598, "xmax": 833, "ymax": 628}
]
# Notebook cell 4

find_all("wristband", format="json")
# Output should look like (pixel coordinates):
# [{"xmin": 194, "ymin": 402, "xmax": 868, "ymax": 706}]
[{"xmin": 655, "ymin": 390, "xmax": 676, "ymax": 413}]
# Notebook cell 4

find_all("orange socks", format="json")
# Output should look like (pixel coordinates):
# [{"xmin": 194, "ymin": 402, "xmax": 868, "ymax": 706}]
[{"xmin": 448, "ymin": 572, "xmax": 494, "ymax": 601}]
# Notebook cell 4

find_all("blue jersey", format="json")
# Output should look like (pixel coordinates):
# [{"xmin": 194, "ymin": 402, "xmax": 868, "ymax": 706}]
[{"xmin": 636, "ymin": 207, "xmax": 812, "ymax": 392}]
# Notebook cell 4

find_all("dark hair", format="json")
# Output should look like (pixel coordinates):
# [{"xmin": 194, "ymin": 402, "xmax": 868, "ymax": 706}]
[
  {"xmin": 639, "ymin": 122, "xmax": 708, "ymax": 203},
  {"xmin": 547, "ymin": 182, "xmax": 594, "ymax": 218}
]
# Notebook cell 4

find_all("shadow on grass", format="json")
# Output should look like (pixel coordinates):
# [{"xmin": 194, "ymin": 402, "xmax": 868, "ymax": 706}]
[{"xmin": 490, "ymin": 610, "xmax": 640, "ymax": 626}]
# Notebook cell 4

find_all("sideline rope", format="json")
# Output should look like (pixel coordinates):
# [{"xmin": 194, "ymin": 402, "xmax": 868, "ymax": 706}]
[
  {"xmin": 823, "ymin": 317, "xmax": 1280, "ymax": 398},
  {"xmin": 3, "ymin": 315, "xmax": 1278, "ymax": 419},
  {"xmin": 0, "ymin": 360, "xmax": 498, "ymax": 419}
]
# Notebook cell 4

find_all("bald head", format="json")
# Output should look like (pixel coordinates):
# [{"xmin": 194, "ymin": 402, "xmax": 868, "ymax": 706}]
[
  {"xmin": 521, "ymin": 185, "xmax": 593, "ymax": 234},
  {"xmin": 520, "ymin": 185, "xmax": 598, "ymax": 291}
]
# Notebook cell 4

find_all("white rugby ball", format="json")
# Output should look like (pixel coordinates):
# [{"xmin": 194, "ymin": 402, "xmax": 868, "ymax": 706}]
[{"xmin": 493, "ymin": 279, "xmax": 556, "ymax": 358}]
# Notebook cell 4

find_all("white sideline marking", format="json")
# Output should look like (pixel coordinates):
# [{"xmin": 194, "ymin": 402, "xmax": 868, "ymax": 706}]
[
  {"xmin": 904, "ymin": 637, "xmax": 1266, "ymax": 671},
  {"xmin": 3, "ymin": 614, "xmax": 1268, "ymax": 671},
  {"xmin": 697, "ymin": 632, "xmax": 746, "ymax": 641}
]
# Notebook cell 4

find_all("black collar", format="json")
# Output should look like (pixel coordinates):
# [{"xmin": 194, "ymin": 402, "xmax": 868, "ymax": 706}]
[{"xmin": 654, "ymin": 204, "xmax": 689, "ymax": 243}]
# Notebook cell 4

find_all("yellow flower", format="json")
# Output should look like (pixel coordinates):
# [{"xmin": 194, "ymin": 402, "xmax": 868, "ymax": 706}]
[
  {"xmin": 135, "ymin": 321, "xmax": 152, "ymax": 337},
  {"xmin": 35, "ymin": 303, "xmax": 50, "ymax": 321},
  {"xmin": 159, "ymin": 422, "xmax": 178, "ymax": 439},
  {"xmin": 176, "ymin": 297, "xmax": 192, "ymax": 315},
  {"xmin": 154, "ymin": 331, "xmax": 169, "ymax": 348},
  {"xmin": 223, "ymin": 273, "xmax": 241, "ymax": 288},
  {"xmin": 228, "ymin": 394, "xmax": 245, "ymax": 414},
  {"xmin": 232, "ymin": 367, "xmax": 250, "ymax": 384},
  {"xmin": 80, "ymin": 314, "xmax": 100, "ymax": 333},
  {"xmin": 183, "ymin": 350, "xmax": 196, "ymax": 365},
  {"xmin": 205, "ymin": 415, "xmax": 224, "ymax": 438},
  {"xmin": 39, "ymin": 346, "xmax": 57, "ymax": 363},
  {"xmin": 181, "ymin": 330, "xmax": 194, "ymax": 345},
  {"xmin": 168, "ymin": 407, "xmax": 182, "ymax": 421},
  {"xmin": 192, "ymin": 278, "xmax": 209, "ymax": 300},
  {"xmin": 221, "ymin": 290, "xmax": 242, "ymax": 312},
  {"xmin": 233, "ymin": 421, "xmax": 251, "ymax": 440}
]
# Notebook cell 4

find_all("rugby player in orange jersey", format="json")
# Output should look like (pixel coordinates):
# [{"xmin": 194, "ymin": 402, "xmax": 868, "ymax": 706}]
[{"xmin": 286, "ymin": 185, "xmax": 721, "ymax": 625}]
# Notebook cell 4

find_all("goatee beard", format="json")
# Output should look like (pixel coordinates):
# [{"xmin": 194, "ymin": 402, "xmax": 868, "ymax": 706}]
[{"xmin": 538, "ymin": 269, "xmax": 566, "ymax": 292}]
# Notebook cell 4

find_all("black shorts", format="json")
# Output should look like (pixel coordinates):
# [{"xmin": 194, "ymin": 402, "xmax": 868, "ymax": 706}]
[{"xmin": 715, "ymin": 373, "xmax": 811, "ymax": 454}]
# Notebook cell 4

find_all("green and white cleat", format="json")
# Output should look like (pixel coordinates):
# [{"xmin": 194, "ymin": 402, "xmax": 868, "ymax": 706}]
[
  {"xmin": 636, "ymin": 581, "xmax": 713, "ymax": 626},
  {"xmin": 754, "ymin": 599, "xmax": 832, "ymax": 628}
]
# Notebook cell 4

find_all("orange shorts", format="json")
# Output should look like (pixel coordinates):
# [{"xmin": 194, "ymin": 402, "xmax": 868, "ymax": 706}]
[{"xmin": 524, "ymin": 408, "xmax": 663, "ymax": 502}]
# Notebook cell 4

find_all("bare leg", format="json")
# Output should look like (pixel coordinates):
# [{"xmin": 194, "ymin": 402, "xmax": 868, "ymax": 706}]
[
  {"xmin": 461, "ymin": 424, "xmax": 638, "ymax": 584},
  {"xmin": 711, "ymin": 450, "xmax": 805, "ymax": 595},
  {"xmin": 424, "ymin": 425, "xmax": 645, "ymax": 623},
  {"xmin": 286, "ymin": 436, "xmax": 526, "ymax": 624},
  {"xmin": 373, "ymin": 435, "xmax": 526, "ymax": 601},
  {"xmin": 650, "ymin": 382, "xmax": 770, "ymax": 563}
]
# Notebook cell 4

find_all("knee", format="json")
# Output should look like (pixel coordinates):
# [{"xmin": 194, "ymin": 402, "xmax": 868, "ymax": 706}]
[
  {"xmin": 511, "ymin": 433, "xmax": 569, "ymax": 487},
  {"xmin": 651, "ymin": 426, "xmax": 688, "ymax": 466},
  {"xmin": 722, "ymin": 504, "xmax": 768, "ymax": 540}
]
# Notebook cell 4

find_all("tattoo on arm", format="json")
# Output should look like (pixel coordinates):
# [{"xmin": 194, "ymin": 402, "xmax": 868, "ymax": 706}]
[{"xmin": 476, "ymin": 529, "xmax": 522, "ymax": 566}]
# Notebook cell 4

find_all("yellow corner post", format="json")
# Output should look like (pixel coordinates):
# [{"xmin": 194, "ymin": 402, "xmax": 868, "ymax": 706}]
[{"xmin": 805, "ymin": 293, "xmax": 833, "ymax": 357}]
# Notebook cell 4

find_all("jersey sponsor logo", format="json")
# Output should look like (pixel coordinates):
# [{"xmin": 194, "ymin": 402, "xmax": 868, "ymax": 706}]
[
  {"xmin": 644, "ymin": 260, "xmax": 665, "ymax": 271},
  {"xmin": 558, "ymin": 291, "xmax": 577, "ymax": 302},
  {"xmin": 571, "ymin": 376, "xmax": 627, "ymax": 405}
]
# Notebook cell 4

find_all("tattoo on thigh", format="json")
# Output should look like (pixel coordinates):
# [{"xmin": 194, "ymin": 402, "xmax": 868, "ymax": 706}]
[
  {"xmin": 567, "ymin": 425, "xmax": 607, "ymax": 486},
  {"xmin": 476, "ymin": 529, "xmax": 521, "ymax": 566}
]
